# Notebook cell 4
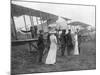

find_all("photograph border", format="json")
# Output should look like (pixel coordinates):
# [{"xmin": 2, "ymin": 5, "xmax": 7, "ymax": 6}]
[{"xmin": 11, "ymin": 0, "xmax": 96, "ymax": 74}]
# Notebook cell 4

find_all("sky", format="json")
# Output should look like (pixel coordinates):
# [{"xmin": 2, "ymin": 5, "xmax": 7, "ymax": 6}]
[{"xmin": 12, "ymin": 1, "xmax": 95, "ymax": 30}]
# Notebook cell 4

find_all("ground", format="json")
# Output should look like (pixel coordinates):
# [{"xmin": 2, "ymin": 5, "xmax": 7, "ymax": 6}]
[{"xmin": 11, "ymin": 40, "xmax": 96, "ymax": 74}]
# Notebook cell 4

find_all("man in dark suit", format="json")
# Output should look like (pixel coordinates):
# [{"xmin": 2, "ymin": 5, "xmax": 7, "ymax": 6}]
[
  {"xmin": 60, "ymin": 30, "xmax": 67, "ymax": 56},
  {"xmin": 66, "ymin": 29, "xmax": 74, "ymax": 55},
  {"xmin": 34, "ymin": 26, "xmax": 37, "ymax": 37},
  {"xmin": 37, "ymin": 30, "xmax": 45, "ymax": 63}
]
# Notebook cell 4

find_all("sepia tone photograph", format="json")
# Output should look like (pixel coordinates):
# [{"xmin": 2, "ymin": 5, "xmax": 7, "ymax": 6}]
[{"xmin": 11, "ymin": 0, "xmax": 96, "ymax": 75}]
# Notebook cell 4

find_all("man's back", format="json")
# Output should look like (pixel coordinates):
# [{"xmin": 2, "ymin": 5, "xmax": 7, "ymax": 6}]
[
  {"xmin": 37, "ymin": 34, "xmax": 44, "ymax": 48},
  {"xmin": 66, "ymin": 33, "xmax": 73, "ymax": 46},
  {"xmin": 60, "ymin": 33, "xmax": 66, "ymax": 44}
]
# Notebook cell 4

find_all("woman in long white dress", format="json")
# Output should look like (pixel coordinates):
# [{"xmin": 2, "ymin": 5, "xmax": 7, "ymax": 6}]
[
  {"xmin": 73, "ymin": 32, "xmax": 79, "ymax": 55},
  {"xmin": 45, "ymin": 32, "xmax": 57, "ymax": 64}
]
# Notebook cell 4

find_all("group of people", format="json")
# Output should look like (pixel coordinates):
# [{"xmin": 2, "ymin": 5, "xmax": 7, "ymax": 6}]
[
  {"xmin": 37, "ymin": 28, "xmax": 81, "ymax": 65},
  {"xmin": 60, "ymin": 29, "xmax": 81, "ymax": 56}
]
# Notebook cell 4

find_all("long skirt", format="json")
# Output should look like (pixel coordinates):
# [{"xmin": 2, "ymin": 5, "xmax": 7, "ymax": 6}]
[
  {"xmin": 74, "ymin": 40, "xmax": 79, "ymax": 55},
  {"xmin": 45, "ymin": 43, "xmax": 57, "ymax": 64}
]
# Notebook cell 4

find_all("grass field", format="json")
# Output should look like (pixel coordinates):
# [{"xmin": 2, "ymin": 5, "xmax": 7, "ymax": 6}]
[{"xmin": 11, "ymin": 40, "xmax": 96, "ymax": 74}]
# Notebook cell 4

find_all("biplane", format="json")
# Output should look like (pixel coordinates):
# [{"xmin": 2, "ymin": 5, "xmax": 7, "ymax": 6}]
[
  {"xmin": 11, "ymin": 3, "xmax": 58, "ymax": 51},
  {"xmin": 11, "ymin": 3, "xmax": 92, "ymax": 51}
]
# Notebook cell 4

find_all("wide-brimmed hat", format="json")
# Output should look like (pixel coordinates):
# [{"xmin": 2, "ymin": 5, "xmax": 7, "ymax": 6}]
[{"xmin": 48, "ymin": 23, "xmax": 57, "ymax": 27}]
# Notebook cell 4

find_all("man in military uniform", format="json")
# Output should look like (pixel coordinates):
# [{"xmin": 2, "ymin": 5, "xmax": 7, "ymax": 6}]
[{"xmin": 37, "ymin": 30, "xmax": 45, "ymax": 63}]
